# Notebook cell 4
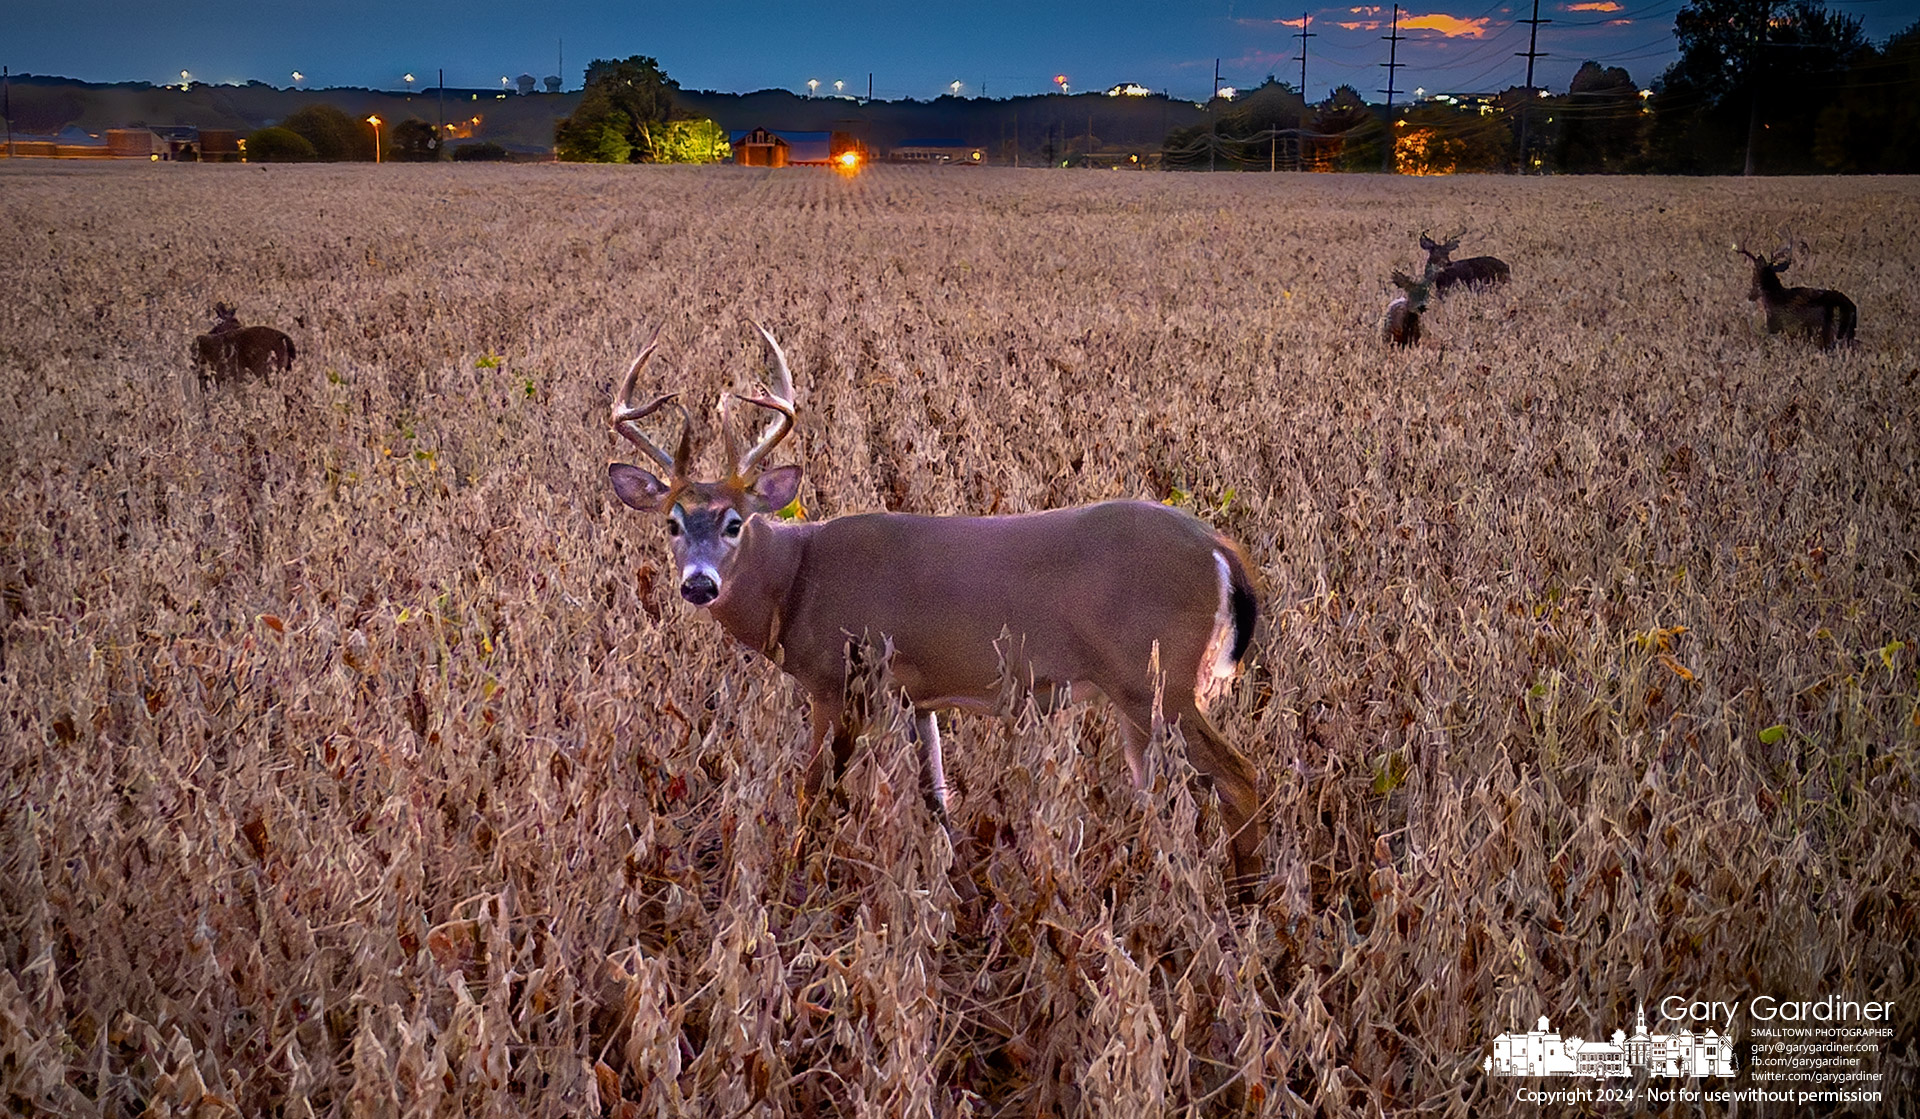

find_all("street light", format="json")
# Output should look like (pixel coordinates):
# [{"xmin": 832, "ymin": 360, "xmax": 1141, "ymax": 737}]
[
  {"xmin": 366, "ymin": 114, "xmax": 382, "ymax": 163},
  {"xmin": 291, "ymin": 71, "xmax": 303, "ymax": 88},
  {"xmin": 404, "ymin": 73, "xmax": 414, "ymax": 95},
  {"xmin": 808, "ymin": 78, "xmax": 819, "ymax": 97},
  {"xmin": 950, "ymin": 80, "xmax": 962, "ymax": 97},
  {"xmin": 501, "ymin": 76, "xmax": 511, "ymax": 94},
  {"xmin": 179, "ymin": 70, "xmax": 191, "ymax": 90},
  {"xmin": 1054, "ymin": 74, "xmax": 1069, "ymax": 94},
  {"xmin": 834, "ymin": 80, "xmax": 844, "ymax": 95}
]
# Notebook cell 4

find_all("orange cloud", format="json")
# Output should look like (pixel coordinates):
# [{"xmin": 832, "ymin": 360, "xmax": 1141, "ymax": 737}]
[
  {"xmin": 1349, "ymin": 5, "xmax": 1383, "ymax": 13},
  {"xmin": 1276, "ymin": 16, "xmax": 1313, "ymax": 27},
  {"xmin": 1339, "ymin": 20, "xmax": 1383, "ymax": 30},
  {"xmin": 1402, "ymin": 12, "xmax": 1493, "ymax": 37},
  {"xmin": 1566, "ymin": 2, "xmax": 1623, "ymax": 9}
]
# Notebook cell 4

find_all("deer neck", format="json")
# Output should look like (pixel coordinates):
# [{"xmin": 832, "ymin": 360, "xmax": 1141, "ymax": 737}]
[{"xmin": 707, "ymin": 516, "xmax": 813, "ymax": 657}]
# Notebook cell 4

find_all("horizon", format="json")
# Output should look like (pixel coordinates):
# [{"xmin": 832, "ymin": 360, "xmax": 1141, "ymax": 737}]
[{"xmin": 7, "ymin": 1, "xmax": 1910, "ymax": 107}]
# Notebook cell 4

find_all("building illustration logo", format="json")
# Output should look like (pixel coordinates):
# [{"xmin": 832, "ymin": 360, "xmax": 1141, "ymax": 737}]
[{"xmin": 1485, "ymin": 1003, "xmax": 1736, "ymax": 1079}]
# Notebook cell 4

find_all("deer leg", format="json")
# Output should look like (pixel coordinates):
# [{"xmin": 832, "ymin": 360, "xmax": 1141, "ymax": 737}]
[
  {"xmin": 802, "ymin": 694, "xmax": 857, "ymax": 804},
  {"xmin": 1171, "ymin": 701, "xmax": 1264, "ymax": 892},
  {"xmin": 909, "ymin": 709, "xmax": 951, "ymax": 824}
]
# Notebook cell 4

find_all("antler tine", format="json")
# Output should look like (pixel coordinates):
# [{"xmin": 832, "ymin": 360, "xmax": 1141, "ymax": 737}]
[
  {"xmin": 734, "ymin": 320, "xmax": 797, "ymax": 475},
  {"xmin": 610, "ymin": 325, "xmax": 693, "ymax": 475}
]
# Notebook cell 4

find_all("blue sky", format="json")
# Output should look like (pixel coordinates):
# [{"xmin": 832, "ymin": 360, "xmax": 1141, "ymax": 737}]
[{"xmin": 8, "ymin": 1, "xmax": 1913, "ymax": 102}]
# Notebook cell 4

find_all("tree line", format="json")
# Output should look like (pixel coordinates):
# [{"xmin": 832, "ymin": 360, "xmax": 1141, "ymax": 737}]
[{"xmin": 1168, "ymin": 1, "xmax": 1916, "ymax": 174}]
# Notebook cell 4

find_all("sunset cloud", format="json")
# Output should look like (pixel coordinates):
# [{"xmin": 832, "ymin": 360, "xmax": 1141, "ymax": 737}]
[
  {"xmin": 1337, "ymin": 10, "xmax": 1491, "ymax": 36},
  {"xmin": 1401, "ymin": 12, "xmax": 1493, "ymax": 37},
  {"xmin": 1565, "ymin": 2, "xmax": 1623, "ymax": 10}
]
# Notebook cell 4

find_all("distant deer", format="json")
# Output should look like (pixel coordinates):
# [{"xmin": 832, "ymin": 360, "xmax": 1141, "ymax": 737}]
[
  {"xmin": 191, "ymin": 324, "xmax": 295, "ymax": 390},
  {"xmin": 1736, "ymin": 242, "xmax": 1857, "ymax": 350},
  {"xmin": 208, "ymin": 302, "xmax": 242, "ymax": 335},
  {"xmin": 604, "ymin": 323, "xmax": 1266, "ymax": 890},
  {"xmin": 1419, "ymin": 230, "xmax": 1511, "ymax": 295},
  {"xmin": 1382, "ymin": 267, "xmax": 1434, "ymax": 347}
]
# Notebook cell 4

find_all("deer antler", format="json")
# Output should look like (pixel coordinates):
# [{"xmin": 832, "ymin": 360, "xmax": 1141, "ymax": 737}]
[
  {"xmin": 724, "ymin": 320, "xmax": 796, "ymax": 478},
  {"xmin": 611, "ymin": 324, "xmax": 693, "ymax": 476}
]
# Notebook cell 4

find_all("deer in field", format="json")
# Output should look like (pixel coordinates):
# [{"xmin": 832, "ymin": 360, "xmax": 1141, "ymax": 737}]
[
  {"xmin": 209, "ymin": 302, "xmax": 242, "ymax": 335},
  {"xmin": 190, "ymin": 323, "xmax": 295, "ymax": 390},
  {"xmin": 604, "ymin": 323, "xmax": 1266, "ymax": 889},
  {"xmin": 1419, "ymin": 230, "xmax": 1511, "ymax": 295},
  {"xmin": 1383, "ymin": 266, "xmax": 1434, "ymax": 347},
  {"xmin": 1736, "ymin": 242, "xmax": 1857, "ymax": 350}
]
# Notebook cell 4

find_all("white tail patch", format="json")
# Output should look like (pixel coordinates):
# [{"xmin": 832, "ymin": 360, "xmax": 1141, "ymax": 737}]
[{"xmin": 1196, "ymin": 550, "xmax": 1239, "ymax": 711}]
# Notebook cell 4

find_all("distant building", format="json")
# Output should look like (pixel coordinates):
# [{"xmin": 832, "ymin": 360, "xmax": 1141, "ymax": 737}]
[
  {"xmin": 516, "ymin": 74, "xmax": 537, "ymax": 96},
  {"xmin": 889, "ymin": 139, "xmax": 982, "ymax": 165},
  {"xmin": 730, "ymin": 128, "xmax": 862, "ymax": 167},
  {"xmin": 1485, "ymin": 1006, "xmax": 1735, "ymax": 1080}
]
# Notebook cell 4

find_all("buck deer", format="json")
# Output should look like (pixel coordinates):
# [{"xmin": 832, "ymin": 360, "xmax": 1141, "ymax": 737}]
[
  {"xmin": 1383, "ymin": 267, "xmax": 1433, "ymax": 347},
  {"xmin": 1736, "ymin": 243, "xmax": 1857, "ymax": 350},
  {"xmin": 605, "ymin": 324, "xmax": 1265, "ymax": 888},
  {"xmin": 209, "ymin": 302, "xmax": 242, "ymax": 335},
  {"xmin": 1419, "ymin": 230, "xmax": 1511, "ymax": 295},
  {"xmin": 190, "ymin": 324, "xmax": 295, "ymax": 390}
]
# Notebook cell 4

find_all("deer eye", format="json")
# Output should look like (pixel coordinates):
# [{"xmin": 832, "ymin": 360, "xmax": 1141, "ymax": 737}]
[
  {"xmin": 722, "ymin": 512, "xmax": 743, "ymax": 539},
  {"xmin": 665, "ymin": 512, "xmax": 684, "ymax": 538}
]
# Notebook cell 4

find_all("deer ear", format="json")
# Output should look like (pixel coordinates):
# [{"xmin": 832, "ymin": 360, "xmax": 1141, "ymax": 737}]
[
  {"xmin": 609, "ymin": 462, "xmax": 671, "ymax": 511},
  {"xmin": 748, "ymin": 464, "xmax": 803, "ymax": 513}
]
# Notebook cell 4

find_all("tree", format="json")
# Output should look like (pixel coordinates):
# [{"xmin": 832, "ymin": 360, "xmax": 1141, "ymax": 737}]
[
  {"xmin": 245, "ymin": 126, "xmax": 317, "ymax": 162},
  {"xmin": 390, "ymin": 118, "xmax": 440, "ymax": 162},
  {"xmin": 1814, "ymin": 21, "xmax": 1920, "ymax": 172},
  {"xmin": 281, "ymin": 103, "xmax": 375, "ymax": 161},
  {"xmin": 1313, "ymin": 85, "xmax": 1388, "ymax": 172},
  {"xmin": 555, "ymin": 55, "xmax": 678, "ymax": 162},
  {"xmin": 648, "ymin": 119, "xmax": 731, "ymax": 164},
  {"xmin": 1552, "ymin": 62, "xmax": 1647, "ymax": 172},
  {"xmin": 1652, "ymin": 0, "xmax": 1868, "ymax": 173}
]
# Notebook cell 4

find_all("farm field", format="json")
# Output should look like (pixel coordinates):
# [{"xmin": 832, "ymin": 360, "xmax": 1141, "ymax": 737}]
[{"xmin": 1, "ymin": 161, "xmax": 1917, "ymax": 1117}]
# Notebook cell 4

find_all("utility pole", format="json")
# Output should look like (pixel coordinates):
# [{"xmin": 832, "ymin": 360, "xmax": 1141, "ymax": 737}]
[
  {"xmin": 1514, "ymin": 0, "xmax": 1550, "ymax": 172},
  {"xmin": 1378, "ymin": 5, "xmax": 1405, "ymax": 172},
  {"xmin": 1292, "ymin": 12, "xmax": 1315, "ymax": 171},
  {"xmin": 1211, "ymin": 57, "xmax": 1220, "ymax": 172},
  {"xmin": 4, "ymin": 67, "xmax": 12, "ymax": 160}
]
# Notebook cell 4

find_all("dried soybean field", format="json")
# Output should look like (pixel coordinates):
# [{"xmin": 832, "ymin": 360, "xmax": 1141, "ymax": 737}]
[{"xmin": 1, "ymin": 161, "xmax": 1917, "ymax": 1117}]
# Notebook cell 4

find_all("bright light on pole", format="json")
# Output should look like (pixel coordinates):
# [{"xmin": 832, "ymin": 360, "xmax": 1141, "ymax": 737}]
[
  {"xmin": 366, "ymin": 114, "xmax": 382, "ymax": 163},
  {"xmin": 834, "ymin": 80, "xmax": 844, "ymax": 95},
  {"xmin": 291, "ymin": 70, "xmax": 303, "ymax": 88},
  {"xmin": 1054, "ymin": 74, "xmax": 1069, "ymax": 94},
  {"xmin": 179, "ymin": 69, "xmax": 191, "ymax": 89},
  {"xmin": 404, "ymin": 73, "xmax": 414, "ymax": 95},
  {"xmin": 808, "ymin": 78, "xmax": 819, "ymax": 97},
  {"xmin": 950, "ymin": 80, "xmax": 962, "ymax": 96}
]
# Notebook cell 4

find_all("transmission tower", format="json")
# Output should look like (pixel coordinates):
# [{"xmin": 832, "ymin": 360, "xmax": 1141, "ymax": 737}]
[
  {"xmin": 1514, "ymin": 0, "xmax": 1551, "ymax": 172},
  {"xmin": 1378, "ymin": 4, "xmax": 1405, "ymax": 172}
]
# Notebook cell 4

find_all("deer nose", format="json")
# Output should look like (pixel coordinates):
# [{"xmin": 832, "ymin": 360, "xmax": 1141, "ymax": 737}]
[{"xmin": 681, "ymin": 573, "xmax": 719, "ymax": 605}]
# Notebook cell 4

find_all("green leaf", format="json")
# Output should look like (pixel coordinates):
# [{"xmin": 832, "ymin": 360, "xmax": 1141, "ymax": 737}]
[{"xmin": 1758, "ymin": 724, "xmax": 1787, "ymax": 745}]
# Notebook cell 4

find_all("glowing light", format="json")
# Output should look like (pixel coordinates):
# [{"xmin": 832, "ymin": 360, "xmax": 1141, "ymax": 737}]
[
  {"xmin": 950, "ymin": 80, "xmax": 963, "ymax": 96},
  {"xmin": 834, "ymin": 80, "xmax": 844, "ymax": 94},
  {"xmin": 1218, "ymin": 86, "xmax": 1238, "ymax": 100},
  {"xmin": 838, "ymin": 150, "xmax": 860, "ymax": 168},
  {"xmin": 366, "ymin": 114, "xmax": 383, "ymax": 163},
  {"xmin": 808, "ymin": 79, "xmax": 819, "ymax": 97}
]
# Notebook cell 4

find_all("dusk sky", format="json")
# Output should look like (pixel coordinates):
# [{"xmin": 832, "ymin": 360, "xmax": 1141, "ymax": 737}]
[{"xmin": 10, "ymin": 1, "xmax": 1914, "ymax": 103}]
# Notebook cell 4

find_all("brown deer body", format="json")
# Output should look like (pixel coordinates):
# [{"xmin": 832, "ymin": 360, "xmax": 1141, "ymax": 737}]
[
  {"xmin": 1737, "ymin": 245, "xmax": 1857, "ymax": 350},
  {"xmin": 605, "ymin": 324, "xmax": 1265, "ymax": 888},
  {"xmin": 191, "ymin": 325, "xmax": 295, "ymax": 390},
  {"xmin": 1382, "ymin": 267, "xmax": 1433, "ymax": 347},
  {"xmin": 1420, "ymin": 231, "xmax": 1510, "ymax": 294}
]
